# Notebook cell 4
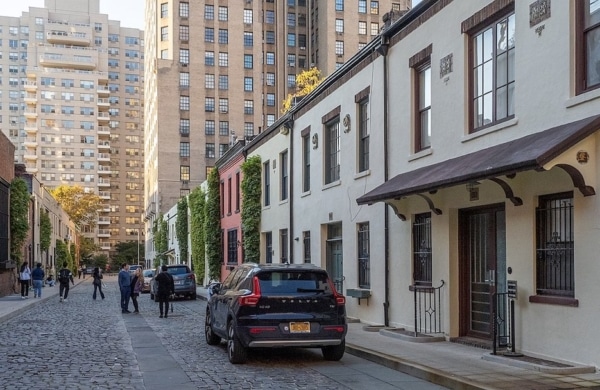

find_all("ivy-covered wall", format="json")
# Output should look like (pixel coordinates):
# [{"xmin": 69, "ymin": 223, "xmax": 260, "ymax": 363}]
[{"xmin": 241, "ymin": 155, "xmax": 262, "ymax": 263}]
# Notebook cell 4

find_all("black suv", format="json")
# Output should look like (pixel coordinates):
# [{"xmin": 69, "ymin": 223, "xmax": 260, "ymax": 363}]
[{"xmin": 204, "ymin": 263, "xmax": 347, "ymax": 364}]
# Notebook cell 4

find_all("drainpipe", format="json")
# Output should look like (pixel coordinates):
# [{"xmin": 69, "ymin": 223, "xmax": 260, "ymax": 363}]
[
  {"xmin": 377, "ymin": 36, "xmax": 391, "ymax": 327},
  {"xmin": 287, "ymin": 118, "xmax": 294, "ymax": 264}
]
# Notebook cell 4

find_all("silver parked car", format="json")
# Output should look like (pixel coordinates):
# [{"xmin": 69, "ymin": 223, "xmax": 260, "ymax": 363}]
[{"xmin": 150, "ymin": 264, "xmax": 196, "ymax": 300}]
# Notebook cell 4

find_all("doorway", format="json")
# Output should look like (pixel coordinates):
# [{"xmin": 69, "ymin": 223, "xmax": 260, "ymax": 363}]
[
  {"xmin": 459, "ymin": 204, "xmax": 506, "ymax": 340},
  {"xmin": 326, "ymin": 223, "xmax": 344, "ymax": 292}
]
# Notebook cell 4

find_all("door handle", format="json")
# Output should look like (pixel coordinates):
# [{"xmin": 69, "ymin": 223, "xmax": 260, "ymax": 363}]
[{"xmin": 488, "ymin": 270, "xmax": 495, "ymax": 286}]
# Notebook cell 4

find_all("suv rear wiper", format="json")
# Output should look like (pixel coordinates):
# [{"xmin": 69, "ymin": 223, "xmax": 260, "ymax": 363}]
[{"xmin": 296, "ymin": 288, "xmax": 325, "ymax": 293}]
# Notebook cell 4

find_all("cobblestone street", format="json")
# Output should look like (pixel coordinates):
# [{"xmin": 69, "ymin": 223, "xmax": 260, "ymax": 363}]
[{"xmin": 1, "ymin": 277, "xmax": 446, "ymax": 390}]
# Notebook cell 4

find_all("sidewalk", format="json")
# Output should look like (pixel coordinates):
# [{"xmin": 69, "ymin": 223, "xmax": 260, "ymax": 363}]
[{"xmin": 2, "ymin": 281, "xmax": 599, "ymax": 389}]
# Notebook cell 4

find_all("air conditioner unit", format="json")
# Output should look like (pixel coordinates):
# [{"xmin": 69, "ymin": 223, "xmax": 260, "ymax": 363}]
[
  {"xmin": 181, "ymin": 63, "xmax": 188, "ymax": 67},
  {"xmin": 299, "ymin": 46, "xmax": 306, "ymax": 50}
]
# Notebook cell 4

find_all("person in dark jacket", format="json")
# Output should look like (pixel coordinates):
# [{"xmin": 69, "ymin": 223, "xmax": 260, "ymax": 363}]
[
  {"xmin": 154, "ymin": 265, "xmax": 174, "ymax": 318},
  {"xmin": 92, "ymin": 267, "xmax": 105, "ymax": 300},
  {"xmin": 57, "ymin": 262, "xmax": 74, "ymax": 302},
  {"xmin": 31, "ymin": 263, "xmax": 45, "ymax": 298},
  {"xmin": 130, "ymin": 267, "xmax": 143, "ymax": 313},
  {"xmin": 118, "ymin": 263, "xmax": 131, "ymax": 313}
]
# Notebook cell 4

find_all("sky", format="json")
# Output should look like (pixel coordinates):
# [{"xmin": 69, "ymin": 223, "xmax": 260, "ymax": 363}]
[{"xmin": 2, "ymin": 0, "xmax": 145, "ymax": 30}]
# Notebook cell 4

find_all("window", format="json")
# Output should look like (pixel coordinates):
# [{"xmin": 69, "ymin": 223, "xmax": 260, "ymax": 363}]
[
  {"xmin": 359, "ymin": 0, "xmax": 367, "ymax": 13},
  {"xmin": 244, "ymin": 77, "xmax": 253, "ymax": 92},
  {"xmin": 180, "ymin": 142, "xmax": 190, "ymax": 157},
  {"xmin": 358, "ymin": 97, "xmax": 370, "ymax": 171},
  {"xmin": 180, "ymin": 119, "xmax": 190, "ymax": 135},
  {"xmin": 303, "ymin": 231, "xmax": 311, "ymax": 263},
  {"xmin": 180, "ymin": 72, "xmax": 189, "ymax": 88},
  {"xmin": 205, "ymin": 98, "xmax": 215, "ymax": 112},
  {"xmin": 302, "ymin": 132, "xmax": 310, "ymax": 192},
  {"xmin": 180, "ymin": 25, "xmax": 189, "ymax": 41},
  {"xmin": 287, "ymin": 33, "xmax": 296, "ymax": 47},
  {"xmin": 205, "ymin": 51, "xmax": 215, "ymax": 66},
  {"xmin": 325, "ymin": 119, "xmax": 340, "ymax": 184},
  {"xmin": 227, "ymin": 178, "xmax": 232, "ymax": 214},
  {"xmin": 336, "ymin": 0, "xmax": 344, "ymax": 11},
  {"xmin": 265, "ymin": 10, "xmax": 275, "ymax": 24},
  {"xmin": 578, "ymin": 1, "xmax": 600, "ymax": 92},
  {"xmin": 371, "ymin": 1, "xmax": 379, "ymax": 14},
  {"xmin": 161, "ymin": 3, "xmax": 168, "ymax": 18},
  {"xmin": 161, "ymin": 27, "xmax": 168, "ymax": 41},
  {"xmin": 244, "ymin": 32, "xmax": 253, "ymax": 47},
  {"xmin": 287, "ymin": 13, "xmax": 296, "ymax": 27},
  {"xmin": 36, "ymin": 17, "xmax": 43, "ymax": 25},
  {"xmin": 219, "ymin": 75, "xmax": 229, "ymax": 90},
  {"xmin": 205, "ymin": 120, "xmax": 215, "ymax": 135},
  {"xmin": 469, "ymin": 12, "xmax": 515, "ymax": 131},
  {"xmin": 244, "ymin": 9, "xmax": 253, "ymax": 24},
  {"xmin": 266, "ymin": 52, "xmax": 275, "ymax": 65},
  {"xmin": 413, "ymin": 213, "xmax": 432, "ymax": 286},
  {"xmin": 263, "ymin": 161, "xmax": 270, "ymax": 206},
  {"xmin": 535, "ymin": 193, "xmax": 574, "ymax": 298},
  {"xmin": 358, "ymin": 223, "xmax": 370, "ymax": 288},
  {"xmin": 218, "ymin": 6, "xmax": 228, "ymax": 21},
  {"xmin": 205, "ymin": 74, "xmax": 215, "ymax": 89},
  {"xmin": 266, "ymin": 73, "xmax": 275, "ymax": 86},
  {"xmin": 219, "ymin": 121, "xmax": 229, "ymax": 136},
  {"xmin": 180, "ymin": 2, "xmax": 189, "ymax": 17},
  {"xmin": 235, "ymin": 172, "xmax": 240, "ymax": 211},
  {"xmin": 244, "ymin": 54, "xmax": 253, "ymax": 69},
  {"xmin": 359, "ymin": 21, "xmax": 367, "ymax": 35},
  {"xmin": 287, "ymin": 74, "xmax": 296, "ymax": 88},
  {"xmin": 244, "ymin": 100, "xmax": 254, "ymax": 115},
  {"xmin": 335, "ymin": 41, "xmax": 344, "ymax": 55},
  {"xmin": 288, "ymin": 54, "xmax": 296, "ymax": 67},
  {"xmin": 244, "ymin": 123, "xmax": 254, "ymax": 137},
  {"xmin": 219, "ymin": 144, "xmax": 229, "ymax": 157},
  {"xmin": 205, "ymin": 5, "xmax": 214, "ymax": 20},
  {"xmin": 266, "ymin": 93, "xmax": 275, "ymax": 106},
  {"xmin": 280, "ymin": 151, "xmax": 288, "ymax": 201},
  {"xmin": 280, "ymin": 229, "xmax": 288, "ymax": 263},
  {"xmin": 227, "ymin": 229, "xmax": 238, "ymax": 264},
  {"xmin": 218, "ymin": 52, "xmax": 228, "ymax": 67},
  {"xmin": 205, "ymin": 28, "xmax": 214, "ymax": 43},
  {"xmin": 179, "ymin": 96, "xmax": 190, "ymax": 111},
  {"xmin": 219, "ymin": 98, "xmax": 229, "ymax": 113},
  {"xmin": 218, "ymin": 29, "xmax": 228, "ymax": 44},
  {"xmin": 336, "ymin": 19, "xmax": 344, "ymax": 33},
  {"xmin": 265, "ymin": 31, "xmax": 275, "ymax": 45},
  {"xmin": 206, "ymin": 143, "xmax": 215, "ymax": 158},
  {"xmin": 265, "ymin": 232, "xmax": 273, "ymax": 263},
  {"xmin": 179, "ymin": 49, "xmax": 189, "ymax": 65},
  {"xmin": 180, "ymin": 166, "xmax": 190, "ymax": 181},
  {"xmin": 415, "ymin": 60, "xmax": 431, "ymax": 151}
]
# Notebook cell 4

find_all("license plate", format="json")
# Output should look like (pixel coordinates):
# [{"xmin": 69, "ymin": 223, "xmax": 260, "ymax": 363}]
[
  {"xmin": 290, "ymin": 322, "xmax": 310, "ymax": 333},
  {"xmin": 175, "ymin": 280, "xmax": 183, "ymax": 285}
]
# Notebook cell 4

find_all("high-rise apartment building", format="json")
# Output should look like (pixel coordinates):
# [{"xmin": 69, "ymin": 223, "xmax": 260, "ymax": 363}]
[
  {"xmin": 0, "ymin": 0, "xmax": 145, "ymax": 256},
  {"xmin": 143, "ymin": 0, "xmax": 410, "ymax": 260}
]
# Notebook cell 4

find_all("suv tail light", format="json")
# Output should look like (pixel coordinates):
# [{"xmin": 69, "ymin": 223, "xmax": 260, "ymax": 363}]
[
  {"xmin": 187, "ymin": 274, "xmax": 195, "ymax": 281},
  {"xmin": 327, "ymin": 279, "xmax": 346, "ymax": 306},
  {"xmin": 238, "ymin": 276, "xmax": 262, "ymax": 306}
]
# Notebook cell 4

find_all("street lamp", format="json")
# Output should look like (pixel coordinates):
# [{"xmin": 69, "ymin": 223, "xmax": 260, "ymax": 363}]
[{"xmin": 137, "ymin": 227, "xmax": 140, "ymax": 266}]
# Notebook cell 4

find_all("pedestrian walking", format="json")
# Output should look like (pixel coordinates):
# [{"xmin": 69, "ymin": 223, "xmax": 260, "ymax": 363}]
[
  {"xmin": 78, "ymin": 266, "xmax": 83, "ymax": 279},
  {"xmin": 92, "ymin": 267, "xmax": 105, "ymax": 300},
  {"xmin": 19, "ymin": 261, "xmax": 31, "ymax": 299},
  {"xmin": 31, "ymin": 262, "xmax": 45, "ymax": 298},
  {"xmin": 57, "ymin": 262, "xmax": 74, "ymax": 302},
  {"xmin": 118, "ymin": 263, "xmax": 131, "ymax": 313},
  {"xmin": 130, "ymin": 268, "xmax": 143, "ymax": 313},
  {"xmin": 154, "ymin": 265, "xmax": 174, "ymax": 318}
]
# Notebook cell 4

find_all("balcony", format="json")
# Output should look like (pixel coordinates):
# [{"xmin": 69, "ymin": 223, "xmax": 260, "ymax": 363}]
[
  {"xmin": 97, "ymin": 229, "xmax": 111, "ymax": 238},
  {"xmin": 97, "ymin": 179, "xmax": 110, "ymax": 187},
  {"xmin": 46, "ymin": 31, "xmax": 91, "ymax": 46},
  {"xmin": 99, "ymin": 243, "xmax": 111, "ymax": 251},
  {"xmin": 24, "ymin": 137, "xmax": 38, "ymax": 148},
  {"xmin": 97, "ymin": 112, "xmax": 110, "ymax": 122},
  {"xmin": 97, "ymin": 126, "xmax": 110, "ymax": 135},
  {"xmin": 97, "ymin": 98, "xmax": 110, "ymax": 108},
  {"xmin": 97, "ymin": 153, "xmax": 110, "ymax": 162},
  {"xmin": 24, "ymin": 94, "xmax": 37, "ymax": 104},
  {"xmin": 98, "ymin": 166, "xmax": 112, "ymax": 175},
  {"xmin": 24, "ymin": 109, "xmax": 37, "ymax": 119},
  {"xmin": 24, "ymin": 81, "xmax": 37, "ymax": 91},
  {"xmin": 25, "ymin": 166, "xmax": 39, "ymax": 174},
  {"xmin": 97, "ymin": 86, "xmax": 110, "ymax": 95},
  {"xmin": 98, "ymin": 217, "xmax": 110, "ymax": 225},
  {"xmin": 39, "ymin": 53, "xmax": 97, "ymax": 70},
  {"xmin": 99, "ymin": 191, "xmax": 110, "ymax": 199},
  {"xmin": 97, "ymin": 141, "xmax": 110, "ymax": 150},
  {"xmin": 24, "ymin": 153, "xmax": 38, "ymax": 161},
  {"xmin": 24, "ymin": 124, "xmax": 38, "ymax": 133}
]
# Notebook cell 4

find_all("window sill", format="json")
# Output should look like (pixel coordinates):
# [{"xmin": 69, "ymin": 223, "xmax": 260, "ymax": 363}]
[
  {"xmin": 565, "ymin": 88, "xmax": 600, "ymax": 108},
  {"xmin": 301, "ymin": 190, "xmax": 311, "ymax": 198},
  {"xmin": 528, "ymin": 295, "xmax": 579, "ymax": 307},
  {"xmin": 278, "ymin": 199, "xmax": 289, "ymax": 206},
  {"xmin": 262, "ymin": 205, "xmax": 271, "ymax": 211},
  {"xmin": 461, "ymin": 117, "xmax": 518, "ymax": 143},
  {"xmin": 408, "ymin": 148, "xmax": 432, "ymax": 162},
  {"xmin": 322, "ymin": 180, "xmax": 342, "ymax": 191},
  {"xmin": 354, "ymin": 169, "xmax": 371, "ymax": 180}
]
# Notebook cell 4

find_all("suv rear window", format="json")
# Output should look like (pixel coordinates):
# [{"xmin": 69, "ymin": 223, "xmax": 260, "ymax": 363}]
[
  {"xmin": 257, "ymin": 271, "xmax": 332, "ymax": 295},
  {"xmin": 167, "ymin": 266, "xmax": 190, "ymax": 275}
]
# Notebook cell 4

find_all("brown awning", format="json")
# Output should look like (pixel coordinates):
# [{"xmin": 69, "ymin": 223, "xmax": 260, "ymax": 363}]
[{"xmin": 357, "ymin": 114, "xmax": 600, "ymax": 206}]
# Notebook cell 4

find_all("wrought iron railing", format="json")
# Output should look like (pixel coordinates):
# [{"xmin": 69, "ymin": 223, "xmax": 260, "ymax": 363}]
[
  {"xmin": 413, "ymin": 280, "xmax": 445, "ymax": 336},
  {"xmin": 492, "ymin": 291, "xmax": 509, "ymax": 354}
]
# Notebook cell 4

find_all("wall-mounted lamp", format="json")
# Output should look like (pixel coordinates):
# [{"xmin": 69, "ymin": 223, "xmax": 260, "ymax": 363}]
[
  {"xmin": 280, "ymin": 118, "xmax": 294, "ymax": 135},
  {"xmin": 342, "ymin": 114, "xmax": 351, "ymax": 133},
  {"xmin": 294, "ymin": 237, "xmax": 299, "ymax": 241},
  {"xmin": 466, "ymin": 181, "xmax": 480, "ymax": 201},
  {"xmin": 312, "ymin": 133, "xmax": 318, "ymax": 149}
]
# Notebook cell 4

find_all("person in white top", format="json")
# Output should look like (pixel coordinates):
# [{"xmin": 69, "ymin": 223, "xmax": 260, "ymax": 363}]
[{"xmin": 19, "ymin": 261, "xmax": 31, "ymax": 299}]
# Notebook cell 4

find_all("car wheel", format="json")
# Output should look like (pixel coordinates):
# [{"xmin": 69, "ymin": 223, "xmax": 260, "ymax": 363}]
[
  {"xmin": 322, "ymin": 339, "xmax": 345, "ymax": 361},
  {"xmin": 227, "ymin": 321, "xmax": 247, "ymax": 364},
  {"xmin": 191, "ymin": 293, "xmax": 197, "ymax": 300},
  {"xmin": 204, "ymin": 309, "xmax": 221, "ymax": 345}
]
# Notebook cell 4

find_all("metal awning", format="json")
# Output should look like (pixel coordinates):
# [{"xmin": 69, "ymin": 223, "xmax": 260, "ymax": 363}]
[{"xmin": 357, "ymin": 114, "xmax": 600, "ymax": 208}]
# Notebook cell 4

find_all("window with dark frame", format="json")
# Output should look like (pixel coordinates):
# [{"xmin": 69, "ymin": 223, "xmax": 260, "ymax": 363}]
[
  {"xmin": 220, "ymin": 181, "xmax": 224, "ymax": 217},
  {"xmin": 416, "ymin": 63, "xmax": 431, "ymax": 151},
  {"xmin": 263, "ymin": 161, "xmax": 270, "ymax": 206},
  {"xmin": 357, "ymin": 222, "xmax": 370, "ymax": 288},
  {"xmin": 325, "ymin": 119, "xmax": 340, "ymax": 184},
  {"xmin": 577, "ymin": 1, "xmax": 600, "ymax": 93},
  {"xmin": 535, "ymin": 192, "xmax": 574, "ymax": 298},
  {"xmin": 280, "ymin": 150, "xmax": 288, "ymax": 201},
  {"xmin": 467, "ymin": 11, "xmax": 515, "ymax": 131},
  {"xmin": 412, "ymin": 213, "xmax": 432, "ymax": 286},
  {"xmin": 303, "ymin": 231, "xmax": 311, "ymax": 263},
  {"xmin": 227, "ymin": 229, "xmax": 238, "ymax": 265},
  {"xmin": 358, "ymin": 97, "xmax": 369, "ymax": 172},
  {"xmin": 265, "ymin": 232, "xmax": 273, "ymax": 263},
  {"xmin": 302, "ymin": 132, "xmax": 310, "ymax": 192},
  {"xmin": 227, "ymin": 177, "xmax": 232, "ymax": 215},
  {"xmin": 235, "ymin": 172, "xmax": 240, "ymax": 212},
  {"xmin": 280, "ymin": 229, "xmax": 288, "ymax": 263}
]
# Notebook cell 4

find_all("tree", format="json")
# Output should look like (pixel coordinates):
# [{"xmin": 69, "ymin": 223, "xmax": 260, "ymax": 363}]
[
  {"xmin": 153, "ymin": 216, "xmax": 168, "ymax": 266},
  {"xmin": 205, "ymin": 168, "xmax": 222, "ymax": 281},
  {"xmin": 92, "ymin": 253, "xmax": 109, "ymax": 271},
  {"xmin": 10, "ymin": 178, "xmax": 29, "ymax": 262},
  {"xmin": 189, "ymin": 187, "xmax": 206, "ymax": 282},
  {"xmin": 79, "ymin": 236, "xmax": 100, "ymax": 265},
  {"xmin": 55, "ymin": 239, "xmax": 73, "ymax": 272},
  {"xmin": 112, "ymin": 241, "xmax": 143, "ymax": 269},
  {"xmin": 50, "ymin": 185, "xmax": 102, "ymax": 228},
  {"xmin": 39, "ymin": 208, "xmax": 52, "ymax": 253},
  {"xmin": 281, "ymin": 67, "xmax": 324, "ymax": 113},
  {"xmin": 241, "ymin": 155, "xmax": 262, "ymax": 263},
  {"xmin": 176, "ymin": 197, "xmax": 189, "ymax": 264}
]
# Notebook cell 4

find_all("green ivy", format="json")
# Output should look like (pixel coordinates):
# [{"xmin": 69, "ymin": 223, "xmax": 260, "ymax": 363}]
[
  {"xmin": 241, "ymin": 155, "xmax": 262, "ymax": 263},
  {"xmin": 205, "ymin": 168, "xmax": 222, "ymax": 281},
  {"xmin": 55, "ymin": 239, "xmax": 73, "ymax": 272},
  {"xmin": 10, "ymin": 178, "xmax": 29, "ymax": 262},
  {"xmin": 153, "ymin": 214, "xmax": 168, "ymax": 266},
  {"xmin": 39, "ymin": 208, "xmax": 52, "ymax": 253},
  {"xmin": 176, "ymin": 197, "xmax": 189, "ymax": 263},
  {"xmin": 189, "ymin": 187, "xmax": 206, "ymax": 282}
]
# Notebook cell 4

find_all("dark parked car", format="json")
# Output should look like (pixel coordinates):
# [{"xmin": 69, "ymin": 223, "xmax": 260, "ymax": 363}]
[
  {"xmin": 150, "ymin": 265, "xmax": 196, "ymax": 300},
  {"xmin": 204, "ymin": 263, "xmax": 347, "ymax": 364}
]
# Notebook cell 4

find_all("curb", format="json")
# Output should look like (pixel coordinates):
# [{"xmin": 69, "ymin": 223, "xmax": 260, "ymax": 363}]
[{"xmin": 345, "ymin": 343, "xmax": 494, "ymax": 390}]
